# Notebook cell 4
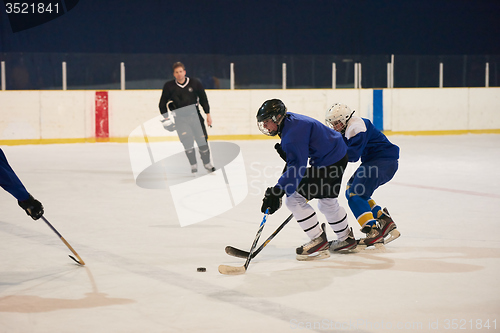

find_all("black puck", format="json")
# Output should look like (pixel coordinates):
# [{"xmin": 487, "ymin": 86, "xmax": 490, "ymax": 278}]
[{"xmin": 197, "ymin": 267, "xmax": 206, "ymax": 272}]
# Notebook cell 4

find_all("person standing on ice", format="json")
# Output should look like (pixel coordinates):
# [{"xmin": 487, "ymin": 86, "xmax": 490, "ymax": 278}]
[
  {"xmin": 325, "ymin": 103, "xmax": 400, "ymax": 248},
  {"xmin": 158, "ymin": 62, "xmax": 215, "ymax": 174},
  {"xmin": 257, "ymin": 99, "xmax": 356, "ymax": 261},
  {"xmin": 0, "ymin": 148, "xmax": 44, "ymax": 220}
]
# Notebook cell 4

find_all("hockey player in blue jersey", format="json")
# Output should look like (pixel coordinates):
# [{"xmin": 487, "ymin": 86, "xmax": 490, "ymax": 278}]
[
  {"xmin": 325, "ymin": 103, "xmax": 400, "ymax": 247},
  {"xmin": 257, "ymin": 99, "xmax": 357, "ymax": 261},
  {"xmin": 0, "ymin": 148, "xmax": 44, "ymax": 220}
]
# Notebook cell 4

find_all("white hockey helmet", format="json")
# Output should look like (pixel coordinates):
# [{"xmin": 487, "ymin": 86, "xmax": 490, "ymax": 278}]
[{"xmin": 325, "ymin": 103, "xmax": 354, "ymax": 134}]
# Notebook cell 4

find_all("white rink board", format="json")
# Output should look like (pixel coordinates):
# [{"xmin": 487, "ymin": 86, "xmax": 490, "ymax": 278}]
[
  {"xmin": 0, "ymin": 91, "xmax": 41, "ymax": 140},
  {"xmin": 469, "ymin": 88, "xmax": 500, "ymax": 130},
  {"xmin": 39, "ymin": 91, "xmax": 88, "ymax": 139},
  {"xmin": 108, "ymin": 90, "xmax": 160, "ymax": 139},
  {"xmin": 1, "ymin": 88, "xmax": 499, "ymax": 140},
  {"xmin": 390, "ymin": 88, "xmax": 469, "ymax": 131}
]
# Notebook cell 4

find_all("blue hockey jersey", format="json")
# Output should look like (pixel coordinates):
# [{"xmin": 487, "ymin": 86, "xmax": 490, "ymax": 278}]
[
  {"xmin": 344, "ymin": 117, "xmax": 399, "ymax": 163},
  {"xmin": 277, "ymin": 112, "xmax": 347, "ymax": 195}
]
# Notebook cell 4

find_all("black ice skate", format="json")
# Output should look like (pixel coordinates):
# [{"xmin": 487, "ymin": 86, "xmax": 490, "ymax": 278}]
[
  {"xmin": 296, "ymin": 224, "xmax": 330, "ymax": 261},
  {"xmin": 329, "ymin": 227, "xmax": 357, "ymax": 253}
]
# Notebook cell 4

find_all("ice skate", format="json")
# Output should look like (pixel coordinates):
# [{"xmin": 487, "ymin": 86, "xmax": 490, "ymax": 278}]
[
  {"xmin": 378, "ymin": 208, "xmax": 400, "ymax": 245},
  {"xmin": 360, "ymin": 223, "xmax": 373, "ymax": 234},
  {"xmin": 296, "ymin": 224, "xmax": 330, "ymax": 261},
  {"xmin": 204, "ymin": 162, "xmax": 215, "ymax": 172},
  {"xmin": 329, "ymin": 227, "xmax": 357, "ymax": 253},
  {"xmin": 191, "ymin": 164, "xmax": 198, "ymax": 174},
  {"xmin": 357, "ymin": 223, "xmax": 384, "ymax": 249}
]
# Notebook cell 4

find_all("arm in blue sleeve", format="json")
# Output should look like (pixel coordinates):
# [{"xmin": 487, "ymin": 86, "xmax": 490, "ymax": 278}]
[
  {"xmin": 0, "ymin": 149, "xmax": 30, "ymax": 201},
  {"xmin": 346, "ymin": 132, "xmax": 367, "ymax": 162},
  {"xmin": 277, "ymin": 142, "xmax": 309, "ymax": 195}
]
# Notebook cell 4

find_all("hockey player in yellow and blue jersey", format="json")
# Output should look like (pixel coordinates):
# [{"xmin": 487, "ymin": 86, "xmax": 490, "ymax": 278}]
[{"xmin": 325, "ymin": 103, "xmax": 401, "ymax": 247}]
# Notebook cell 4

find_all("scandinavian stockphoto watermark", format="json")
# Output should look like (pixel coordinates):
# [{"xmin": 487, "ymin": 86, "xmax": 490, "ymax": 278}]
[
  {"xmin": 128, "ymin": 107, "xmax": 248, "ymax": 227},
  {"xmin": 290, "ymin": 318, "xmax": 424, "ymax": 330},
  {"xmin": 248, "ymin": 161, "xmax": 378, "ymax": 198},
  {"xmin": 289, "ymin": 318, "xmax": 497, "ymax": 331}
]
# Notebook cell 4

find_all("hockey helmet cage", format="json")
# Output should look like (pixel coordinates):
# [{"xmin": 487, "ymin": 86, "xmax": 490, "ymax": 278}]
[
  {"xmin": 325, "ymin": 103, "xmax": 354, "ymax": 134},
  {"xmin": 256, "ymin": 99, "xmax": 287, "ymax": 136}
]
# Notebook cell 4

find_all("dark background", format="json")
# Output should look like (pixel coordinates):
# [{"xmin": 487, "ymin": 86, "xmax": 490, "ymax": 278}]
[
  {"xmin": 1, "ymin": 0, "xmax": 499, "ymax": 89},
  {"xmin": 1, "ymin": 0, "xmax": 499, "ymax": 55}
]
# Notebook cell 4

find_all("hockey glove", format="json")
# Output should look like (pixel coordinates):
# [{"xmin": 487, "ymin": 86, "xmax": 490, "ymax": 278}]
[
  {"xmin": 261, "ymin": 186, "xmax": 286, "ymax": 215},
  {"xmin": 274, "ymin": 143, "xmax": 287, "ymax": 161},
  {"xmin": 160, "ymin": 117, "xmax": 176, "ymax": 132},
  {"xmin": 18, "ymin": 194, "xmax": 44, "ymax": 220}
]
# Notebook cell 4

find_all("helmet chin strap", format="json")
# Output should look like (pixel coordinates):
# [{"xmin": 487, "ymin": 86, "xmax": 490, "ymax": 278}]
[
  {"xmin": 341, "ymin": 111, "xmax": 356, "ymax": 135},
  {"xmin": 347, "ymin": 110, "xmax": 355, "ymax": 121},
  {"xmin": 276, "ymin": 114, "xmax": 288, "ymax": 136}
]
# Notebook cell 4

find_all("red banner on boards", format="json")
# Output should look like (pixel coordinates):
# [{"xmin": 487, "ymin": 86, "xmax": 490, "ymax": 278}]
[{"xmin": 95, "ymin": 91, "xmax": 109, "ymax": 140}]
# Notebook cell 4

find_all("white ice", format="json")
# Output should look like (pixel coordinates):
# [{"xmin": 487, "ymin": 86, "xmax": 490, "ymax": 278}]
[{"xmin": 1, "ymin": 134, "xmax": 499, "ymax": 333}]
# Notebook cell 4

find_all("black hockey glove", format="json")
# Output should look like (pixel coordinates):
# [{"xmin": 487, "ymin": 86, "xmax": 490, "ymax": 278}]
[
  {"xmin": 274, "ymin": 143, "xmax": 287, "ymax": 161},
  {"xmin": 261, "ymin": 186, "xmax": 286, "ymax": 215},
  {"xmin": 18, "ymin": 194, "xmax": 44, "ymax": 220}
]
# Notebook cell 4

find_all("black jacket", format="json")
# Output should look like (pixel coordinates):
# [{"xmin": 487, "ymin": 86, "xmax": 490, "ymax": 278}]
[{"xmin": 159, "ymin": 77, "xmax": 210, "ymax": 116}]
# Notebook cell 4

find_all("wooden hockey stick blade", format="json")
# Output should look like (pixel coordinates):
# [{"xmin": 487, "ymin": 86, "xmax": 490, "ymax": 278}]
[
  {"xmin": 219, "ymin": 210, "xmax": 269, "ymax": 275},
  {"xmin": 69, "ymin": 255, "xmax": 82, "ymax": 265},
  {"xmin": 225, "ymin": 213, "xmax": 294, "ymax": 259},
  {"xmin": 218, "ymin": 264, "xmax": 246, "ymax": 275},
  {"xmin": 41, "ymin": 217, "xmax": 85, "ymax": 266},
  {"xmin": 225, "ymin": 246, "xmax": 250, "ymax": 259},
  {"xmin": 60, "ymin": 236, "xmax": 86, "ymax": 265}
]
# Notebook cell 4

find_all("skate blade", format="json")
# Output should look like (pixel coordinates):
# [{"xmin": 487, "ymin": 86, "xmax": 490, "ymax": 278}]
[
  {"xmin": 384, "ymin": 229, "xmax": 401, "ymax": 245},
  {"xmin": 356, "ymin": 243, "xmax": 367, "ymax": 250},
  {"xmin": 362, "ymin": 242, "xmax": 386, "ymax": 253},
  {"xmin": 296, "ymin": 250, "xmax": 330, "ymax": 261},
  {"xmin": 330, "ymin": 244, "xmax": 358, "ymax": 254},
  {"xmin": 355, "ymin": 241, "xmax": 385, "ymax": 251},
  {"xmin": 372, "ymin": 242, "xmax": 386, "ymax": 251}
]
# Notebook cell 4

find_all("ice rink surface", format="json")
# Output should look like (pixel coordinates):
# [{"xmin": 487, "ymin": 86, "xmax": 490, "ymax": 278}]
[{"xmin": 1, "ymin": 134, "xmax": 499, "ymax": 333}]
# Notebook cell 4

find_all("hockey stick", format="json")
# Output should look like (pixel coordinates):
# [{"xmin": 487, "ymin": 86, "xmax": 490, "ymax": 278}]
[
  {"xmin": 224, "ymin": 161, "xmax": 291, "ymax": 260},
  {"xmin": 41, "ymin": 216, "xmax": 85, "ymax": 266},
  {"xmin": 218, "ymin": 209, "xmax": 270, "ymax": 275},
  {"xmin": 225, "ymin": 213, "xmax": 293, "ymax": 259}
]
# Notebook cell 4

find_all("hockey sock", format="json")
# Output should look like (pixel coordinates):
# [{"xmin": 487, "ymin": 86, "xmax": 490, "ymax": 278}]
[
  {"xmin": 348, "ymin": 195, "xmax": 376, "ymax": 228},
  {"xmin": 318, "ymin": 198, "xmax": 349, "ymax": 241},
  {"xmin": 199, "ymin": 145, "xmax": 211, "ymax": 165},
  {"xmin": 286, "ymin": 192, "xmax": 322, "ymax": 239},
  {"xmin": 298, "ymin": 212, "xmax": 322, "ymax": 240},
  {"xmin": 358, "ymin": 212, "xmax": 375, "ymax": 229},
  {"xmin": 368, "ymin": 198, "xmax": 382, "ymax": 219}
]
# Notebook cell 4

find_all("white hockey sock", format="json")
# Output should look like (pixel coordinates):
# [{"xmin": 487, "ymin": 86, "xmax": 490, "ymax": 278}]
[
  {"xmin": 286, "ymin": 192, "xmax": 322, "ymax": 240},
  {"xmin": 318, "ymin": 198, "xmax": 349, "ymax": 241}
]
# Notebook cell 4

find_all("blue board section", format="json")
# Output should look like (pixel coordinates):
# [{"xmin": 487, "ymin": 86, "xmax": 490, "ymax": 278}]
[{"xmin": 373, "ymin": 89, "xmax": 383, "ymax": 131}]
